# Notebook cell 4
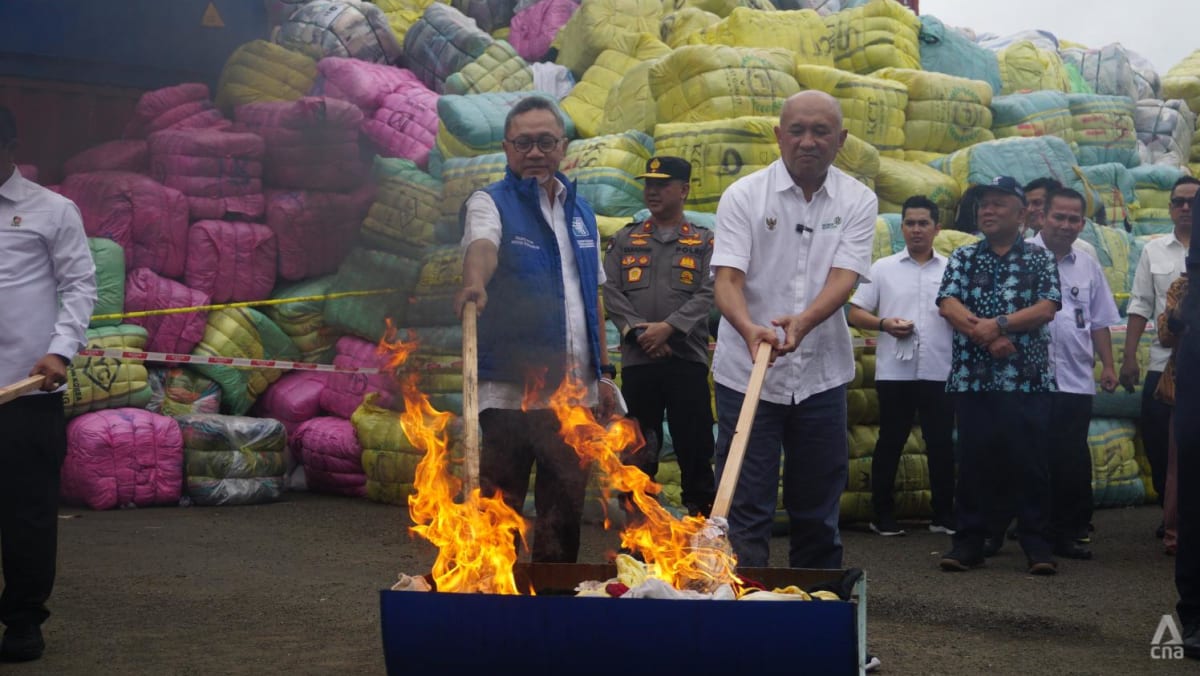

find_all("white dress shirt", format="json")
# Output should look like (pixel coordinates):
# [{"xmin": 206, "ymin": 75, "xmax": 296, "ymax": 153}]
[
  {"xmin": 849, "ymin": 248, "xmax": 953, "ymax": 382},
  {"xmin": 1032, "ymin": 235, "xmax": 1122, "ymax": 395},
  {"xmin": 462, "ymin": 179, "xmax": 606, "ymax": 409},
  {"xmin": 0, "ymin": 167, "xmax": 96, "ymax": 393},
  {"xmin": 1127, "ymin": 233, "xmax": 1187, "ymax": 371},
  {"xmin": 711, "ymin": 161, "xmax": 877, "ymax": 405}
]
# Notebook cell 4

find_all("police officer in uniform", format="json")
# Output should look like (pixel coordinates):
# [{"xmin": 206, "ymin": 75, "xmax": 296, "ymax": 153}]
[{"xmin": 603, "ymin": 156, "xmax": 717, "ymax": 517}]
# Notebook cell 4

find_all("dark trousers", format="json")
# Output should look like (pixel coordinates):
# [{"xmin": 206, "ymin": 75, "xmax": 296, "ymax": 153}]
[
  {"xmin": 0, "ymin": 393, "xmax": 66, "ymax": 629},
  {"xmin": 872, "ymin": 380, "xmax": 955, "ymax": 521},
  {"xmin": 1175, "ymin": 342, "xmax": 1200, "ymax": 625},
  {"xmin": 479, "ymin": 408, "xmax": 590, "ymax": 563},
  {"xmin": 1047, "ymin": 392, "xmax": 1094, "ymax": 542},
  {"xmin": 1142, "ymin": 370, "xmax": 1172, "ymax": 504},
  {"xmin": 714, "ymin": 383, "xmax": 848, "ymax": 569},
  {"xmin": 621, "ymin": 360, "xmax": 716, "ymax": 512},
  {"xmin": 953, "ymin": 392, "xmax": 1053, "ymax": 558}
]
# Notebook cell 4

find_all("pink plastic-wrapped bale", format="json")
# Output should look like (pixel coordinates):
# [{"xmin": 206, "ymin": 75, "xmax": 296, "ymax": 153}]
[
  {"xmin": 61, "ymin": 408, "xmax": 184, "ymax": 510},
  {"xmin": 58, "ymin": 171, "xmax": 190, "ymax": 278},
  {"xmin": 123, "ymin": 267, "xmax": 211, "ymax": 354},
  {"xmin": 319, "ymin": 335, "xmax": 396, "ymax": 418},
  {"xmin": 234, "ymin": 97, "xmax": 369, "ymax": 191},
  {"xmin": 148, "ymin": 129, "xmax": 266, "ymax": 221},
  {"xmin": 185, "ymin": 221, "xmax": 278, "ymax": 304},
  {"xmin": 313, "ymin": 56, "xmax": 422, "ymax": 113},
  {"xmin": 253, "ymin": 371, "xmax": 331, "ymax": 438},
  {"xmin": 360, "ymin": 86, "xmax": 440, "ymax": 167},
  {"xmin": 63, "ymin": 140, "xmax": 150, "ymax": 176},
  {"xmin": 125, "ymin": 83, "xmax": 229, "ymax": 138},
  {"xmin": 293, "ymin": 416, "xmax": 366, "ymax": 497},
  {"xmin": 509, "ymin": 0, "xmax": 578, "ymax": 62},
  {"xmin": 264, "ymin": 184, "xmax": 375, "ymax": 280}
]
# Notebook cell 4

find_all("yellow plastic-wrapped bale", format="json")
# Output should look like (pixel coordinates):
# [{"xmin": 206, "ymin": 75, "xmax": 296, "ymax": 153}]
[
  {"xmin": 561, "ymin": 130, "xmax": 655, "ymax": 217},
  {"xmin": 598, "ymin": 58, "xmax": 662, "ymax": 136},
  {"xmin": 361, "ymin": 158, "xmax": 446, "ymax": 256},
  {"xmin": 64, "ymin": 325, "xmax": 153, "ymax": 419},
  {"xmin": 653, "ymin": 116, "xmax": 780, "ymax": 212},
  {"xmin": 1089, "ymin": 418, "xmax": 1147, "ymax": 508},
  {"xmin": 650, "ymin": 45, "xmax": 800, "ymax": 125},
  {"xmin": 822, "ymin": 0, "xmax": 921, "ymax": 74},
  {"xmin": 659, "ymin": 8, "xmax": 721, "ymax": 49},
  {"xmin": 374, "ymin": 0, "xmax": 435, "ymax": 46},
  {"xmin": 214, "ymin": 40, "xmax": 318, "ymax": 114},
  {"xmin": 1162, "ymin": 48, "xmax": 1200, "ymax": 115},
  {"xmin": 902, "ymin": 150, "xmax": 945, "ymax": 165},
  {"xmin": 989, "ymin": 90, "xmax": 1074, "ymax": 142},
  {"xmin": 793, "ymin": 64, "xmax": 907, "ymax": 155},
  {"xmin": 561, "ymin": 33, "xmax": 672, "ymax": 138},
  {"xmin": 443, "ymin": 40, "xmax": 534, "ymax": 95},
  {"xmin": 439, "ymin": 152, "xmax": 508, "ymax": 226},
  {"xmin": 834, "ymin": 132, "xmax": 880, "ymax": 191},
  {"xmin": 356, "ymin": 392, "xmax": 463, "ymax": 505},
  {"xmin": 552, "ymin": 0, "xmax": 664, "ymax": 77},
  {"xmin": 262, "ymin": 277, "xmax": 341, "ymax": 363},
  {"xmin": 875, "ymin": 68, "xmax": 995, "ymax": 154},
  {"xmin": 685, "ymin": 7, "xmax": 834, "ymax": 68},
  {"xmin": 874, "ymin": 157, "xmax": 961, "ymax": 226},
  {"xmin": 997, "ymin": 40, "xmax": 1072, "ymax": 95},
  {"xmin": 191, "ymin": 308, "xmax": 300, "ymax": 416},
  {"xmin": 671, "ymin": 0, "xmax": 776, "ymax": 17}
]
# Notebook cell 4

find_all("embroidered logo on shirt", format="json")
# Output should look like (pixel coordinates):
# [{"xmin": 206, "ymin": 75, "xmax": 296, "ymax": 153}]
[
  {"xmin": 765, "ymin": 217, "xmax": 777, "ymax": 231},
  {"xmin": 10, "ymin": 216, "xmax": 20, "ymax": 227},
  {"xmin": 679, "ymin": 256, "xmax": 697, "ymax": 270},
  {"xmin": 679, "ymin": 270, "xmax": 695, "ymax": 285},
  {"xmin": 627, "ymin": 267, "xmax": 643, "ymax": 283},
  {"xmin": 571, "ymin": 216, "xmax": 589, "ymax": 239}
]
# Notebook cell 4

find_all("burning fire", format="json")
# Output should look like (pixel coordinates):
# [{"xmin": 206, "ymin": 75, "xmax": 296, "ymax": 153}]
[
  {"xmin": 378, "ymin": 322, "xmax": 529, "ymax": 595},
  {"xmin": 547, "ymin": 377, "xmax": 740, "ymax": 593}
]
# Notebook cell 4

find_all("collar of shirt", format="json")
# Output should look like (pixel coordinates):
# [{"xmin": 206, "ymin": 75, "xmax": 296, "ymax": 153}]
[
  {"xmin": 0, "ymin": 166, "xmax": 26, "ymax": 203},
  {"xmin": 899, "ymin": 248, "xmax": 946, "ymax": 266},
  {"xmin": 1029, "ymin": 233, "xmax": 1077, "ymax": 264},
  {"xmin": 1165, "ymin": 233, "xmax": 1187, "ymax": 251},
  {"xmin": 975, "ymin": 232, "xmax": 1028, "ymax": 260},
  {"xmin": 769, "ymin": 160, "xmax": 835, "ymax": 200},
  {"xmin": 540, "ymin": 177, "xmax": 568, "ymax": 208},
  {"xmin": 637, "ymin": 219, "xmax": 693, "ymax": 243}
]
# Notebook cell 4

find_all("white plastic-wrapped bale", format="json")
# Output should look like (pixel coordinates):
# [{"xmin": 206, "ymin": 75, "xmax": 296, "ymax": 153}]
[
  {"xmin": 875, "ymin": 68, "xmax": 994, "ymax": 154},
  {"xmin": 1060, "ymin": 44, "xmax": 1140, "ymax": 102},
  {"xmin": 649, "ymin": 45, "xmax": 800, "ymax": 126},
  {"xmin": 1067, "ymin": 94, "xmax": 1138, "ymax": 167},
  {"xmin": 793, "ymin": 64, "xmax": 908, "ymax": 156},
  {"xmin": 273, "ymin": 0, "xmax": 402, "ymax": 64},
  {"xmin": 1135, "ymin": 99, "xmax": 1195, "ymax": 167},
  {"xmin": 653, "ymin": 116, "xmax": 779, "ymax": 212},
  {"xmin": 177, "ymin": 414, "xmax": 288, "ymax": 506},
  {"xmin": 561, "ymin": 130, "xmax": 655, "ymax": 217}
]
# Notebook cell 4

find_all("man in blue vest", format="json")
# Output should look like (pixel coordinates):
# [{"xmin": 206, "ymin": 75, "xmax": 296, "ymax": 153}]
[{"xmin": 455, "ymin": 96, "xmax": 616, "ymax": 563}]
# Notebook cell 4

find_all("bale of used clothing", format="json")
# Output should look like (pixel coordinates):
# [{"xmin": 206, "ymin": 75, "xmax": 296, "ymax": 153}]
[
  {"xmin": 1135, "ymin": 98, "xmax": 1195, "ymax": 167},
  {"xmin": 88, "ymin": 238, "xmax": 125, "ymax": 329},
  {"xmin": 124, "ymin": 83, "xmax": 230, "ymax": 138},
  {"xmin": 64, "ymin": 140, "xmax": 149, "ymax": 176},
  {"xmin": 253, "ymin": 371, "xmax": 332, "ymax": 438},
  {"xmin": 63, "ymin": 325, "xmax": 152, "ymax": 419},
  {"xmin": 1067, "ymin": 93, "xmax": 1138, "ymax": 167},
  {"xmin": 215, "ymin": 40, "xmax": 318, "ymax": 113},
  {"xmin": 360, "ymin": 158, "xmax": 446, "ymax": 256},
  {"xmin": 1162, "ymin": 48, "xmax": 1200, "ymax": 115},
  {"xmin": 294, "ymin": 417, "xmax": 367, "ymax": 497},
  {"xmin": 685, "ymin": 7, "xmax": 834, "ymax": 67},
  {"xmin": 184, "ymin": 221, "xmax": 278, "ymax": 304},
  {"xmin": 648, "ymin": 45, "xmax": 799, "ymax": 126},
  {"xmin": 320, "ymin": 335, "xmax": 399, "ymax": 419},
  {"xmin": 793, "ymin": 64, "xmax": 908, "ymax": 155},
  {"xmin": 177, "ymin": 414, "xmax": 288, "ymax": 506},
  {"xmin": 437, "ymin": 90, "xmax": 574, "ymax": 159},
  {"xmin": 875, "ymin": 68, "xmax": 994, "ymax": 154},
  {"xmin": 822, "ymin": 0, "xmax": 921, "ymax": 74},
  {"xmin": 147, "ymin": 128, "xmax": 266, "ymax": 221},
  {"xmin": 443, "ymin": 40, "xmax": 534, "ymax": 95},
  {"xmin": 360, "ymin": 84, "xmax": 441, "ymax": 167},
  {"xmin": 551, "ymin": 0, "xmax": 663, "ymax": 78},
  {"xmin": 996, "ymin": 40, "xmax": 1071, "ymax": 94},
  {"xmin": 273, "ymin": 0, "xmax": 402, "ymax": 64},
  {"xmin": 562, "ymin": 33, "xmax": 669, "ymax": 137},
  {"xmin": 123, "ymin": 267, "xmax": 210, "ymax": 354},
  {"xmin": 262, "ymin": 276, "xmax": 342, "ymax": 363},
  {"xmin": 916, "ymin": 15, "xmax": 1001, "ymax": 94},
  {"xmin": 264, "ymin": 184, "xmax": 376, "ymax": 281},
  {"xmin": 61, "ymin": 409, "xmax": 184, "ymax": 510},
  {"xmin": 989, "ymin": 90, "xmax": 1073, "ymax": 141},
  {"xmin": 147, "ymin": 367, "xmax": 223, "ymax": 417},
  {"xmin": 653, "ymin": 116, "xmax": 778, "ymax": 212},
  {"xmin": 1088, "ymin": 418, "xmax": 1146, "ymax": 508},
  {"xmin": 190, "ymin": 308, "xmax": 300, "ymax": 416},
  {"xmin": 324, "ymin": 247, "xmax": 421, "ymax": 342},
  {"xmin": 234, "ymin": 97, "xmax": 370, "ymax": 192},
  {"xmin": 402, "ymin": 2, "xmax": 495, "ymax": 93},
  {"xmin": 509, "ymin": 0, "xmax": 578, "ymax": 62},
  {"xmin": 311, "ymin": 56, "xmax": 422, "ymax": 115},
  {"xmin": 561, "ymin": 130, "xmax": 655, "ymax": 217}
]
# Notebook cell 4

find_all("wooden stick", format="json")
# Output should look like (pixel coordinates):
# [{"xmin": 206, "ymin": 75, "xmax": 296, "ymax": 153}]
[
  {"xmin": 0, "ymin": 375, "xmax": 47, "ymax": 407},
  {"xmin": 461, "ymin": 301, "xmax": 481, "ymax": 497},
  {"xmin": 710, "ymin": 342, "xmax": 773, "ymax": 520}
]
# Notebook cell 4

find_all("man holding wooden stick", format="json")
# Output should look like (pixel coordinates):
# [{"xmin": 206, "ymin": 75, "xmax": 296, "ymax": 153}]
[
  {"xmin": 0, "ymin": 106, "xmax": 96, "ymax": 662},
  {"xmin": 455, "ymin": 96, "xmax": 615, "ymax": 563},
  {"xmin": 711, "ymin": 91, "xmax": 877, "ymax": 569}
]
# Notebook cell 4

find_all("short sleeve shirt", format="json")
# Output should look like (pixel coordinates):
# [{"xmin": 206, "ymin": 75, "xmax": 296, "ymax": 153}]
[{"xmin": 937, "ymin": 236, "xmax": 1062, "ymax": 393}]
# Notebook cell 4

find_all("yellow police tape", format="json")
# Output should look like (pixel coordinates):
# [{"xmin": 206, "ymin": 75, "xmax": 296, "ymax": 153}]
[{"xmin": 90, "ymin": 288, "xmax": 399, "ymax": 322}]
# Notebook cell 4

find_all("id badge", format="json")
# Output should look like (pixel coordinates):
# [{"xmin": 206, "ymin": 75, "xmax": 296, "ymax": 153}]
[{"xmin": 1074, "ymin": 308, "xmax": 1085, "ymax": 329}]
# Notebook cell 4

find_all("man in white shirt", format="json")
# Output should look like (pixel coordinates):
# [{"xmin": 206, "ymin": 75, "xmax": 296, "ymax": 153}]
[
  {"xmin": 1022, "ymin": 177, "xmax": 1098, "ymax": 260},
  {"xmin": 1031, "ymin": 188, "xmax": 1120, "ymax": 561},
  {"xmin": 712, "ymin": 91, "xmax": 877, "ymax": 569},
  {"xmin": 456, "ymin": 96, "xmax": 615, "ymax": 563},
  {"xmin": 0, "ymin": 106, "xmax": 96, "ymax": 663},
  {"xmin": 848, "ymin": 195, "xmax": 955, "ymax": 538},
  {"xmin": 1121, "ymin": 175, "xmax": 1200, "ymax": 534}
]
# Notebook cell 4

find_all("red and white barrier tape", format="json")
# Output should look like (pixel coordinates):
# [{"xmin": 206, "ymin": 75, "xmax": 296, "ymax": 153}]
[{"xmin": 75, "ymin": 348, "xmax": 463, "ymax": 375}]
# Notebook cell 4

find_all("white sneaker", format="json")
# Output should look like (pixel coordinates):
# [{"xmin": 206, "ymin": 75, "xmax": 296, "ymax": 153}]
[
  {"xmin": 929, "ymin": 521, "xmax": 957, "ymax": 535},
  {"xmin": 865, "ymin": 654, "xmax": 882, "ymax": 672}
]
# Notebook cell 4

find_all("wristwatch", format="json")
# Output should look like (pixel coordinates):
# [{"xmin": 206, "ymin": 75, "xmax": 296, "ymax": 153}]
[
  {"xmin": 996, "ymin": 315, "xmax": 1009, "ymax": 336},
  {"xmin": 600, "ymin": 364, "xmax": 617, "ymax": 378}
]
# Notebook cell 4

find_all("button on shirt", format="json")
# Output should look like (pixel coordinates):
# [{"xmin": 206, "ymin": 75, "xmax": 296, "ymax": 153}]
[
  {"xmin": 0, "ymin": 167, "xmax": 96, "ymax": 391},
  {"xmin": 463, "ymin": 180, "xmax": 606, "ymax": 409},
  {"xmin": 1127, "ymin": 233, "xmax": 1187, "ymax": 372},
  {"xmin": 938, "ymin": 236, "xmax": 1061, "ymax": 393},
  {"xmin": 849, "ymin": 248, "xmax": 953, "ymax": 382},
  {"xmin": 711, "ymin": 161, "xmax": 877, "ymax": 405},
  {"xmin": 1031, "ymin": 235, "xmax": 1122, "ymax": 395}
]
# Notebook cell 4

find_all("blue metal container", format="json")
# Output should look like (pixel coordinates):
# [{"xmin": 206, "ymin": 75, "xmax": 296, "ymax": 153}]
[
  {"xmin": 0, "ymin": 0, "xmax": 269, "ymax": 90},
  {"xmin": 380, "ymin": 563, "xmax": 868, "ymax": 676}
]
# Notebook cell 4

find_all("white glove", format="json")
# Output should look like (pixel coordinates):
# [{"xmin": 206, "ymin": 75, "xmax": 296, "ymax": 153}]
[{"xmin": 895, "ymin": 327, "xmax": 917, "ymax": 361}]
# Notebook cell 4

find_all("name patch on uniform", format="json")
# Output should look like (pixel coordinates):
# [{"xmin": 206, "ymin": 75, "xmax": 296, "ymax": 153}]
[{"xmin": 512, "ymin": 235, "xmax": 540, "ymax": 250}]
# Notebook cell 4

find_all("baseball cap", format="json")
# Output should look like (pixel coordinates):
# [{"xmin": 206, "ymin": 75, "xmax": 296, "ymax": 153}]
[
  {"xmin": 637, "ymin": 156, "xmax": 691, "ymax": 181},
  {"xmin": 979, "ymin": 176, "xmax": 1026, "ymax": 204}
]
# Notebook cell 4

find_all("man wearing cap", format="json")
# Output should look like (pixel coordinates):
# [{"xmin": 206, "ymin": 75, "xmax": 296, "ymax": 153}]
[
  {"xmin": 711, "ymin": 90, "xmax": 877, "ymax": 569},
  {"xmin": 0, "ymin": 106, "xmax": 96, "ymax": 662},
  {"xmin": 603, "ymin": 156, "xmax": 717, "ymax": 518},
  {"xmin": 936, "ymin": 176, "xmax": 1062, "ymax": 576}
]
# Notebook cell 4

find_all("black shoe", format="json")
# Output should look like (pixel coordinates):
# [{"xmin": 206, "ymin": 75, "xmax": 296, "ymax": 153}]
[
  {"xmin": 870, "ymin": 516, "xmax": 906, "ymax": 537},
  {"xmin": 1183, "ymin": 623, "xmax": 1199, "ymax": 660},
  {"xmin": 1027, "ymin": 556, "xmax": 1058, "ymax": 576},
  {"xmin": 982, "ymin": 537, "xmax": 1003, "ymax": 557},
  {"xmin": 1054, "ymin": 541, "xmax": 1093, "ymax": 560},
  {"xmin": 0, "ymin": 625, "xmax": 44, "ymax": 663},
  {"xmin": 939, "ymin": 547, "xmax": 985, "ymax": 571},
  {"xmin": 1157, "ymin": 521, "xmax": 1166, "ymax": 539}
]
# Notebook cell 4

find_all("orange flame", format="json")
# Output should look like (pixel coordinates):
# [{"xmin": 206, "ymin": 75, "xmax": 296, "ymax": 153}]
[
  {"xmin": 378, "ymin": 322, "xmax": 529, "ymax": 595},
  {"xmin": 547, "ymin": 376, "xmax": 740, "ymax": 592}
]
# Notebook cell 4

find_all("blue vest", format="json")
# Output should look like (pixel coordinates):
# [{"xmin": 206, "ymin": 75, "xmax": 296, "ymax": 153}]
[{"xmin": 476, "ymin": 168, "xmax": 603, "ymax": 389}]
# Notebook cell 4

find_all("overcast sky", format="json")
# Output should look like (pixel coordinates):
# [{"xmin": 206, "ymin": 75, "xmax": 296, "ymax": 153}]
[{"xmin": 920, "ymin": 0, "xmax": 1198, "ymax": 75}]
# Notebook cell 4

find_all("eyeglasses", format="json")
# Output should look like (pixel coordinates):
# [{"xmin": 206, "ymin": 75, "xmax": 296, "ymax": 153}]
[
  {"xmin": 1170, "ymin": 197, "xmax": 1192, "ymax": 208},
  {"xmin": 505, "ymin": 135, "xmax": 563, "ymax": 153}
]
